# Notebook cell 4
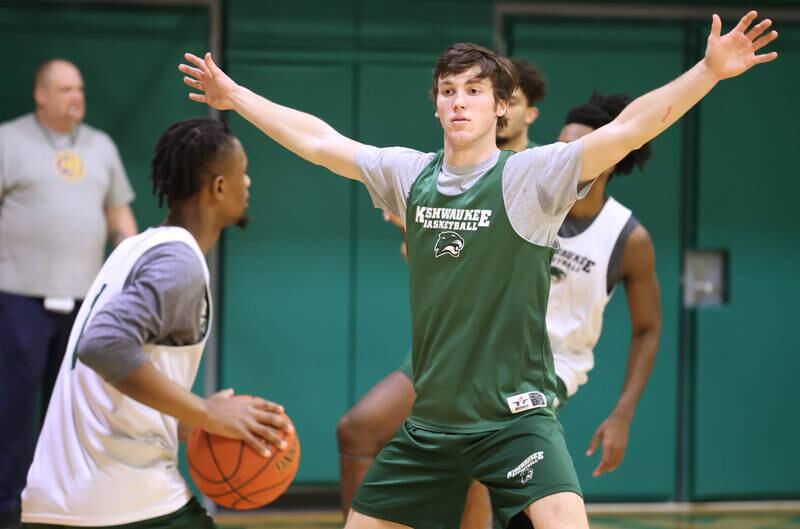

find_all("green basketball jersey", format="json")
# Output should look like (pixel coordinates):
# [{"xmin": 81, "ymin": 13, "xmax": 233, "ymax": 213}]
[{"xmin": 405, "ymin": 151, "xmax": 557, "ymax": 433}]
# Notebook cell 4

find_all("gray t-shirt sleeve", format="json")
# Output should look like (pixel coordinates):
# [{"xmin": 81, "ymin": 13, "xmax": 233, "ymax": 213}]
[
  {"xmin": 502, "ymin": 139, "xmax": 589, "ymax": 247},
  {"xmin": 76, "ymin": 241, "xmax": 208, "ymax": 383},
  {"xmin": 355, "ymin": 146, "xmax": 436, "ymax": 218},
  {"xmin": 99, "ymin": 132, "xmax": 135, "ymax": 208}
]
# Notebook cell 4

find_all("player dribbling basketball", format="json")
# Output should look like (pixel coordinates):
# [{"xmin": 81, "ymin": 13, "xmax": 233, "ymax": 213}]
[{"xmin": 21, "ymin": 118, "xmax": 292, "ymax": 529}]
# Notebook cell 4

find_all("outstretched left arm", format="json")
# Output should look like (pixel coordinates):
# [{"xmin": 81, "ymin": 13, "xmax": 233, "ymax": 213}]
[
  {"xmin": 587, "ymin": 225, "xmax": 661, "ymax": 477},
  {"xmin": 579, "ymin": 11, "xmax": 778, "ymax": 183}
]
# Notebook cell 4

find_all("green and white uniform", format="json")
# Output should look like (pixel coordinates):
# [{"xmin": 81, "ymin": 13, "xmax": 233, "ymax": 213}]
[
  {"xmin": 352, "ymin": 142, "xmax": 588, "ymax": 528},
  {"xmin": 396, "ymin": 140, "xmax": 538, "ymax": 383},
  {"xmin": 407, "ymin": 150, "xmax": 556, "ymax": 432},
  {"xmin": 397, "ymin": 142, "xmax": 633, "ymax": 411}
]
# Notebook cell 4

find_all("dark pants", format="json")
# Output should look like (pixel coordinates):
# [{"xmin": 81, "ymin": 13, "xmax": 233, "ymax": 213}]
[{"xmin": 0, "ymin": 292, "xmax": 80, "ymax": 527}]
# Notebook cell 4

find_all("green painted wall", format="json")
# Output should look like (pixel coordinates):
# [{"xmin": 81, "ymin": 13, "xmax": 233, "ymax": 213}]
[
  {"xmin": 693, "ymin": 25, "xmax": 800, "ymax": 500},
  {"xmin": 220, "ymin": 62, "xmax": 356, "ymax": 483}
]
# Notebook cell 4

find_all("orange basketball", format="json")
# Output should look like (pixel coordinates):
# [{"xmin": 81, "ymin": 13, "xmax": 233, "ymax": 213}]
[{"xmin": 186, "ymin": 400, "xmax": 300, "ymax": 510}]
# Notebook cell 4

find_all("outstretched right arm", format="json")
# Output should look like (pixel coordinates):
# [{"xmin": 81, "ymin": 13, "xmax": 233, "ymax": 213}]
[{"xmin": 179, "ymin": 53, "xmax": 365, "ymax": 181}]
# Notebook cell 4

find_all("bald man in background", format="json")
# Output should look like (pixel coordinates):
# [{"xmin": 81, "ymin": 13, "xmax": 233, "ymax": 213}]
[{"xmin": 0, "ymin": 59, "xmax": 137, "ymax": 529}]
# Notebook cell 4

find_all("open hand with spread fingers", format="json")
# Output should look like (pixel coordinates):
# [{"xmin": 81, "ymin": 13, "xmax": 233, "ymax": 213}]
[
  {"xmin": 178, "ymin": 52, "xmax": 239, "ymax": 111},
  {"xmin": 704, "ymin": 11, "xmax": 779, "ymax": 80}
]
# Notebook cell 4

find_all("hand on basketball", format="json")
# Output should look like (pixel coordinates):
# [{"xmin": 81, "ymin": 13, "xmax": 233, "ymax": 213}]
[
  {"xmin": 179, "ymin": 52, "xmax": 240, "ymax": 111},
  {"xmin": 586, "ymin": 413, "xmax": 630, "ymax": 477},
  {"xmin": 203, "ymin": 389, "xmax": 294, "ymax": 457},
  {"xmin": 704, "ymin": 11, "xmax": 778, "ymax": 81}
]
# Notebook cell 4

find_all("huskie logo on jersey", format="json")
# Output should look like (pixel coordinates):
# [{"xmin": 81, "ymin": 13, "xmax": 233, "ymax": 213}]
[
  {"xmin": 507, "ymin": 451, "xmax": 544, "ymax": 485},
  {"xmin": 506, "ymin": 391, "xmax": 547, "ymax": 414},
  {"xmin": 552, "ymin": 248, "xmax": 596, "ymax": 275},
  {"xmin": 414, "ymin": 206, "xmax": 492, "ymax": 232},
  {"xmin": 434, "ymin": 231, "xmax": 465, "ymax": 258}
]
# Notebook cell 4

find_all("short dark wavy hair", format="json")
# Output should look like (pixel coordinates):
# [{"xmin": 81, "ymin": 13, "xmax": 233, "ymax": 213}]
[{"xmin": 431, "ymin": 43, "xmax": 519, "ymax": 129}]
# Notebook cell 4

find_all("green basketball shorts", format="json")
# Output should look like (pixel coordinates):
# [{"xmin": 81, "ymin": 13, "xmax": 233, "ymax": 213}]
[{"xmin": 352, "ymin": 413, "xmax": 581, "ymax": 529}]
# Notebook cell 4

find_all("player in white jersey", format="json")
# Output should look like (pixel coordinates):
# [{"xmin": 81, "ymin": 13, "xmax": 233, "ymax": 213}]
[
  {"xmin": 548, "ymin": 92, "xmax": 660, "ymax": 473},
  {"xmin": 335, "ymin": 91, "xmax": 662, "ymax": 529},
  {"xmin": 21, "ymin": 118, "xmax": 292, "ymax": 529}
]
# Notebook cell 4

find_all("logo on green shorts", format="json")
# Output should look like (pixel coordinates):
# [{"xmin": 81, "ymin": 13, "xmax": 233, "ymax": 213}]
[{"xmin": 507, "ymin": 451, "xmax": 544, "ymax": 485}]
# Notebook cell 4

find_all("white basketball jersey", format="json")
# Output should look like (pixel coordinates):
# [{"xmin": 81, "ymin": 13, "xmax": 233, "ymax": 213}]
[
  {"xmin": 548, "ymin": 197, "xmax": 632, "ymax": 398},
  {"xmin": 22, "ymin": 227, "xmax": 211, "ymax": 526}
]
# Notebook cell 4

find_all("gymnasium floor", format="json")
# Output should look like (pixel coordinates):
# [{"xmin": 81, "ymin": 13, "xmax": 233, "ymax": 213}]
[{"xmin": 216, "ymin": 505, "xmax": 800, "ymax": 529}]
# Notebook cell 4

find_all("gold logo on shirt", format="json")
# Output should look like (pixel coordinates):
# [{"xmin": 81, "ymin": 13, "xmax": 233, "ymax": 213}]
[{"xmin": 55, "ymin": 150, "xmax": 85, "ymax": 182}]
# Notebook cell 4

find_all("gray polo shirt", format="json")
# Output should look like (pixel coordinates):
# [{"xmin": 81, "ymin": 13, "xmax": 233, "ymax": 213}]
[{"xmin": 0, "ymin": 114, "xmax": 134, "ymax": 299}]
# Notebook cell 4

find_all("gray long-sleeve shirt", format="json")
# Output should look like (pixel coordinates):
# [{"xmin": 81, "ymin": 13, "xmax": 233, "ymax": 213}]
[{"xmin": 76, "ymin": 241, "xmax": 208, "ymax": 383}]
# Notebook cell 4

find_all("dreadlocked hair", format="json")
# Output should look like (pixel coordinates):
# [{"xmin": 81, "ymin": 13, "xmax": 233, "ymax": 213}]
[
  {"xmin": 510, "ymin": 58, "xmax": 546, "ymax": 106},
  {"xmin": 565, "ymin": 92, "xmax": 653, "ymax": 178},
  {"xmin": 151, "ymin": 118, "xmax": 235, "ymax": 208}
]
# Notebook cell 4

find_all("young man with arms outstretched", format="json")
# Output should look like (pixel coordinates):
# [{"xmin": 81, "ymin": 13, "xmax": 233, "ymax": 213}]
[
  {"xmin": 337, "ymin": 58, "xmax": 548, "ymax": 524},
  {"xmin": 339, "ymin": 91, "xmax": 662, "ymax": 529},
  {"xmin": 180, "ymin": 12, "xmax": 777, "ymax": 528}
]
